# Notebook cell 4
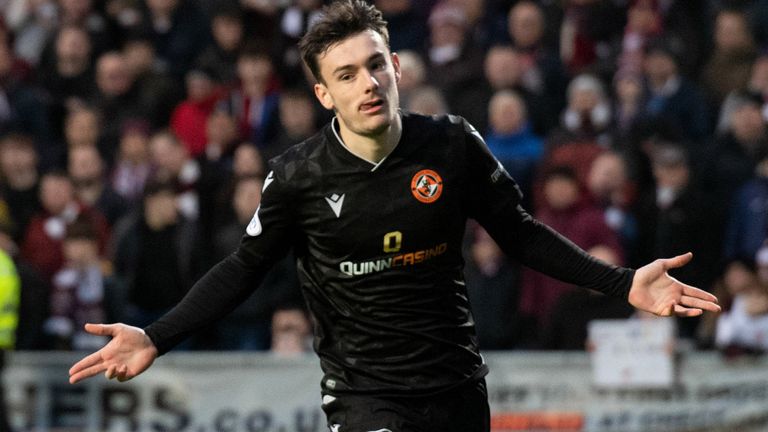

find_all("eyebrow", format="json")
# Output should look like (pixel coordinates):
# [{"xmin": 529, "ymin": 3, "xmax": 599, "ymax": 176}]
[{"xmin": 331, "ymin": 52, "xmax": 387, "ymax": 77}]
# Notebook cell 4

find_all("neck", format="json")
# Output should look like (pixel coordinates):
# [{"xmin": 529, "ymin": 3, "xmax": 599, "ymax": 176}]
[{"xmin": 336, "ymin": 114, "xmax": 402, "ymax": 164}]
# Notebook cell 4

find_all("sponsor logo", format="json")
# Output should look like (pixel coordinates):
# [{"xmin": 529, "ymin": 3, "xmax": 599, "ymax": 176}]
[
  {"xmin": 410, "ymin": 169, "xmax": 443, "ymax": 203},
  {"xmin": 339, "ymin": 243, "xmax": 448, "ymax": 276},
  {"xmin": 263, "ymin": 171, "xmax": 274, "ymax": 191},
  {"xmin": 325, "ymin": 193, "xmax": 345, "ymax": 218},
  {"xmin": 246, "ymin": 206, "xmax": 262, "ymax": 236}
]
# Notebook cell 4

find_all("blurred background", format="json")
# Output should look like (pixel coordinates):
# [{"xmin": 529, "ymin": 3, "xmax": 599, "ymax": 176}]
[{"xmin": 1, "ymin": 0, "xmax": 768, "ymax": 430}]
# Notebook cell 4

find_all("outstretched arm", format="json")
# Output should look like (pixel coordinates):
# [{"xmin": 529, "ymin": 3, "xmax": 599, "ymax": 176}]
[
  {"xmin": 69, "ymin": 323, "xmax": 158, "ymax": 384},
  {"xmin": 628, "ymin": 252, "xmax": 720, "ymax": 317}
]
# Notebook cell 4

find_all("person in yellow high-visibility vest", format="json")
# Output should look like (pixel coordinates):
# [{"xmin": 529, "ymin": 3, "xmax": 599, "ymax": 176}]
[{"xmin": 0, "ymin": 247, "xmax": 20, "ymax": 431}]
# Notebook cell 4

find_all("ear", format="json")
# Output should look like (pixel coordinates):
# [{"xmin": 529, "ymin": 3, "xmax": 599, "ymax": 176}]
[
  {"xmin": 391, "ymin": 52, "xmax": 402, "ymax": 84},
  {"xmin": 313, "ymin": 82, "xmax": 335, "ymax": 111}
]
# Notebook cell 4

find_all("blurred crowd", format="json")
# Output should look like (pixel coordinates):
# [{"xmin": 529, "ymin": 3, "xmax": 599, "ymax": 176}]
[{"xmin": 0, "ymin": 0, "xmax": 768, "ymax": 356}]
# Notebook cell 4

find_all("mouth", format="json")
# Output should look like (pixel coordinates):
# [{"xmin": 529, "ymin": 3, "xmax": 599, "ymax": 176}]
[{"xmin": 360, "ymin": 99, "xmax": 385, "ymax": 113}]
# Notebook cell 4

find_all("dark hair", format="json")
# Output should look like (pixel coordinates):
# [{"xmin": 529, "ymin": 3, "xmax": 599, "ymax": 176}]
[
  {"xmin": 543, "ymin": 165, "xmax": 578, "ymax": 183},
  {"xmin": 142, "ymin": 177, "xmax": 176, "ymax": 198},
  {"xmin": 298, "ymin": 0, "xmax": 389, "ymax": 83},
  {"xmin": 0, "ymin": 132, "xmax": 35, "ymax": 151},
  {"xmin": 65, "ymin": 215, "xmax": 98, "ymax": 241}
]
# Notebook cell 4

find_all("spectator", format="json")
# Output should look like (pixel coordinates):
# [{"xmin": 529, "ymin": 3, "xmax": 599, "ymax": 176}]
[
  {"xmin": 395, "ymin": 50, "xmax": 427, "ymax": 109},
  {"xmin": 405, "ymin": 85, "xmax": 449, "ymax": 117},
  {"xmin": 19, "ymin": 171, "xmax": 110, "ymax": 283},
  {"xmin": 0, "ymin": 219, "xmax": 48, "ymax": 351},
  {"xmin": 267, "ymin": 88, "xmax": 318, "ymax": 162},
  {"xmin": 270, "ymin": 306, "xmax": 312, "ymax": 357},
  {"xmin": 700, "ymin": 91, "xmax": 768, "ymax": 206},
  {"xmin": 616, "ymin": 0, "xmax": 663, "ymax": 77},
  {"xmin": 112, "ymin": 179, "xmax": 203, "ymax": 331},
  {"xmin": 62, "ymin": 106, "xmax": 102, "ymax": 167},
  {"xmin": 0, "ymin": 37, "xmax": 51, "ymax": 146},
  {"xmin": 375, "ymin": 0, "xmax": 427, "ymax": 52},
  {"xmin": 715, "ymin": 250, "xmax": 768, "ymax": 355},
  {"xmin": 5, "ymin": 0, "xmax": 58, "ymax": 65},
  {"xmin": 639, "ymin": 39, "xmax": 712, "ymax": 144},
  {"xmin": 147, "ymin": 130, "xmax": 200, "ymax": 221},
  {"xmin": 135, "ymin": 0, "xmax": 210, "ymax": 78},
  {"xmin": 197, "ymin": 109, "xmax": 240, "ymax": 248},
  {"xmin": 558, "ymin": 0, "xmax": 624, "ymax": 76},
  {"xmin": 701, "ymin": 8, "xmax": 757, "ymax": 106},
  {"xmin": 717, "ymin": 53, "xmax": 768, "ymax": 133},
  {"xmin": 549, "ymin": 73, "xmax": 613, "ymax": 148},
  {"xmin": 723, "ymin": 153, "xmax": 768, "ymax": 262},
  {"xmin": 506, "ymin": 0, "xmax": 567, "ymax": 125},
  {"xmin": 698, "ymin": 257, "xmax": 758, "ymax": 349},
  {"xmin": 271, "ymin": 0, "xmax": 324, "ymax": 87},
  {"xmin": 37, "ymin": 25, "xmax": 96, "ymax": 144},
  {"xmin": 484, "ymin": 89, "xmax": 544, "ymax": 202},
  {"xmin": 55, "ymin": 0, "xmax": 119, "ymax": 57},
  {"xmin": 232, "ymin": 142, "xmax": 265, "ymax": 179},
  {"xmin": 122, "ymin": 35, "xmax": 183, "ymax": 129},
  {"xmin": 464, "ymin": 225, "xmax": 522, "ymax": 350},
  {"xmin": 170, "ymin": 67, "xmax": 223, "ymax": 158},
  {"xmin": 0, "ymin": 133, "xmax": 41, "ymax": 242},
  {"xmin": 586, "ymin": 150, "xmax": 638, "ymax": 265},
  {"xmin": 635, "ymin": 143, "xmax": 722, "ymax": 337},
  {"xmin": 612, "ymin": 70, "xmax": 645, "ymax": 141},
  {"xmin": 194, "ymin": 4, "xmax": 245, "ymax": 86},
  {"xmin": 111, "ymin": 119, "xmax": 153, "ymax": 204},
  {"xmin": 482, "ymin": 44, "xmax": 556, "ymax": 134},
  {"xmin": 426, "ymin": 1, "xmax": 484, "ymax": 127},
  {"xmin": 91, "ymin": 51, "xmax": 146, "ymax": 160},
  {"xmin": 520, "ymin": 166, "xmax": 623, "ymax": 339},
  {"xmin": 45, "ymin": 216, "xmax": 116, "ymax": 351},
  {"xmin": 68, "ymin": 145, "xmax": 129, "ymax": 227},
  {"xmin": 63, "ymin": 105, "xmax": 100, "ymax": 149},
  {"xmin": 219, "ymin": 45, "xmax": 281, "ymax": 149}
]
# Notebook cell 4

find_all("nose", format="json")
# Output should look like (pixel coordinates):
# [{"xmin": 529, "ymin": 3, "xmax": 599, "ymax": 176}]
[{"xmin": 363, "ymin": 69, "xmax": 379, "ymax": 91}]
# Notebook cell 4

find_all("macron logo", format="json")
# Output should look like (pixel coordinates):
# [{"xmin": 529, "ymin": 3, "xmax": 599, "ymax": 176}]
[{"xmin": 325, "ymin": 193, "xmax": 345, "ymax": 218}]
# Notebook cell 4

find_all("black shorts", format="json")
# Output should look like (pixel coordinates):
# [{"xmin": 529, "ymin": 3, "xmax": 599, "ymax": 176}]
[{"xmin": 321, "ymin": 379, "xmax": 490, "ymax": 432}]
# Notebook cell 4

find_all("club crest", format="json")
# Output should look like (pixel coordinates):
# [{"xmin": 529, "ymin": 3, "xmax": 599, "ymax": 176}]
[{"xmin": 410, "ymin": 169, "xmax": 443, "ymax": 203}]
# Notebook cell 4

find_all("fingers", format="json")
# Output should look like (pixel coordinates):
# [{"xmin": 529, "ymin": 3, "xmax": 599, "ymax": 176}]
[
  {"xmin": 69, "ymin": 362, "xmax": 108, "ymax": 384},
  {"xmin": 661, "ymin": 252, "xmax": 693, "ymax": 270},
  {"xmin": 84, "ymin": 323, "xmax": 119, "ymax": 336},
  {"xmin": 680, "ymin": 294, "xmax": 721, "ymax": 313},
  {"xmin": 105, "ymin": 364, "xmax": 118, "ymax": 380},
  {"xmin": 674, "ymin": 304, "xmax": 703, "ymax": 317},
  {"xmin": 105, "ymin": 364, "xmax": 130, "ymax": 381},
  {"xmin": 682, "ymin": 285, "xmax": 719, "ymax": 303},
  {"xmin": 69, "ymin": 350, "xmax": 105, "ymax": 377}
]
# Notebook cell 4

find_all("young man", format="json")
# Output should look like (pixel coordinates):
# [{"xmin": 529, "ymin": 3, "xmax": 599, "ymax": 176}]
[{"xmin": 69, "ymin": 2, "xmax": 720, "ymax": 431}]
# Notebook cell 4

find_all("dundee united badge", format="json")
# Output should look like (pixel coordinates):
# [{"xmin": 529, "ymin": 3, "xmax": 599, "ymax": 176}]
[{"xmin": 410, "ymin": 169, "xmax": 443, "ymax": 203}]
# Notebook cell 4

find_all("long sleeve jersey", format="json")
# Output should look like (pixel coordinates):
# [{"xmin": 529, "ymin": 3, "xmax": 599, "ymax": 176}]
[{"xmin": 145, "ymin": 112, "xmax": 634, "ymax": 396}]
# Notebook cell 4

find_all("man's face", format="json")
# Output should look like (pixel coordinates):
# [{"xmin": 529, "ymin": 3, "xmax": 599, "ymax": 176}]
[
  {"xmin": 40, "ymin": 176, "xmax": 74, "ymax": 215},
  {"xmin": 484, "ymin": 47, "xmax": 523, "ymax": 89},
  {"xmin": 509, "ymin": 2, "xmax": 544, "ymax": 49},
  {"xmin": 97, "ymin": 55, "xmax": 131, "ymax": 97},
  {"xmin": 68, "ymin": 147, "xmax": 102, "ymax": 182},
  {"xmin": 313, "ymin": 30, "xmax": 401, "ymax": 139}
]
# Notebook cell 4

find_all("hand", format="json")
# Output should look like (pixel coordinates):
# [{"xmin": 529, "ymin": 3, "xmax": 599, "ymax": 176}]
[
  {"xmin": 628, "ymin": 252, "xmax": 721, "ymax": 317},
  {"xmin": 69, "ymin": 323, "xmax": 158, "ymax": 384}
]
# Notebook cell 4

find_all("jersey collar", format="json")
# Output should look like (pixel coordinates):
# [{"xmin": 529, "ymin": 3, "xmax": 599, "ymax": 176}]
[{"xmin": 329, "ymin": 114, "xmax": 404, "ymax": 172}]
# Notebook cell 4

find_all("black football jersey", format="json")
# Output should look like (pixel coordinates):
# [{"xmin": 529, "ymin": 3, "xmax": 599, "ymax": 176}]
[{"xmin": 145, "ymin": 112, "xmax": 634, "ymax": 396}]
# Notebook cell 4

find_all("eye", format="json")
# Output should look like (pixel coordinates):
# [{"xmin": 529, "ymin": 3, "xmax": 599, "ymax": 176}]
[
  {"xmin": 372, "ymin": 60, "xmax": 386, "ymax": 70},
  {"xmin": 339, "ymin": 73, "xmax": 353, "ymax": 81}
]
